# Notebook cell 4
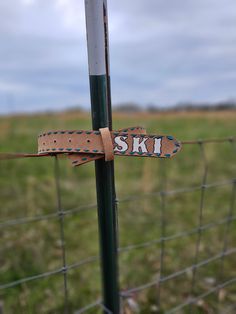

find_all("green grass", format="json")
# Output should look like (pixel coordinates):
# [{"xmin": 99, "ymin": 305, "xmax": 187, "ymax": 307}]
[{"xmin": 0, "ymin": 110, "xmax": 235, "ymax": 313}]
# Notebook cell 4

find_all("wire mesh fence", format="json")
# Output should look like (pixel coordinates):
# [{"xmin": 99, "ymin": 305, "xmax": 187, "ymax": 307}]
[{"xmin": 0, "ymin": 136, "xmax": 235, "ymax": 313}]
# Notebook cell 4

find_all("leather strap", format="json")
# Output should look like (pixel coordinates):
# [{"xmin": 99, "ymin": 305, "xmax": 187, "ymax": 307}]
[
  {"xmin": 99, "ymin": 127, "xmax": 114, "ymax": 161},
  {"xmin": 0, "ymin": 126, "xmax": 182, "ymax": 167},
  {"xmin": 37, "ymin": 126, "xmax": 181, "ymax": 166}
]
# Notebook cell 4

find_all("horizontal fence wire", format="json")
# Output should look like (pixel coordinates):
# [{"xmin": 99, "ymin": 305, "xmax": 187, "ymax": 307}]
[
  {"xmin": 0, "ymin": 179, "xmax": 234, "ymax": 229},
  {"xmin": 0, "ymin": 137, "xmax": 235, "ymax": 313},
  {"xmin": 120, "ymin": 247, "xmax": 236, "ymax": 296},
  {"xmin": 1, "ymin": 215, "xmax": 235, "ymax": 290},
  {"xmin": 0, "ymin": 203, "xmax": 97, "ymax": 228},
  {"xmin": 167, "ymin": 277, "xmax": 236, "ymax": 314}
]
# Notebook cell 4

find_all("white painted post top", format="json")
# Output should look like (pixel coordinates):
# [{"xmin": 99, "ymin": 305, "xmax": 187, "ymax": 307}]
[{"xmin": 84, "ymin": 0, "xmax": 106, "ymax": 76}]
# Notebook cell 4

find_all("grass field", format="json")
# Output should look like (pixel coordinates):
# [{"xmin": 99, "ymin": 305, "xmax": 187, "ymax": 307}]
[{"xmin": 0, "ymin": 110, "xmax": 235, "ymax": 313}]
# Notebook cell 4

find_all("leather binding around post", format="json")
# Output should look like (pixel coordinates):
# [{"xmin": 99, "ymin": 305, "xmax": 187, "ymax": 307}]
[{"xmin": 0, "ymin": 126, "xmax": 182, "ymax": 166}]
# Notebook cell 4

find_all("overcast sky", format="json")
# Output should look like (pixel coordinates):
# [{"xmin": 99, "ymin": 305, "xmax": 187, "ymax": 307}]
[{"xmin": 0, "ymin": 0, "xmax": 236, "ymax": 114}]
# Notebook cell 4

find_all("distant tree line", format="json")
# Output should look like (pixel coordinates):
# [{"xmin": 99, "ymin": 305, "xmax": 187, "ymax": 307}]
[{"xmin": 113, "ymin": 100, "xmax": 236, "ymax": 113}]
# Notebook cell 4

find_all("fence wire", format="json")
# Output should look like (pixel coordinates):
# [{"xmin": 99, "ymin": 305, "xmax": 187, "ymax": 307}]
[{"xmin": 0, "ymin": 137, "xmax": 235, "ymax": 313}]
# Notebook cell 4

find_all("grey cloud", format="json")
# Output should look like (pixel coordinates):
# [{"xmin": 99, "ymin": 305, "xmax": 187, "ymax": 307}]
[
  {"xmin": 0, "ymin": 0, "xmax": 236, "ymax": 113},
  {"xmin": 108, "ymin": 0, "xmax": 236, "ymax": 105}
]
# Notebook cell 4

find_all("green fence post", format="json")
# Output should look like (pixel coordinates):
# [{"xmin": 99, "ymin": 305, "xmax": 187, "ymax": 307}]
[{"xmin": 84, "ymin": 1, "xmax": 120, "ymax": 313}]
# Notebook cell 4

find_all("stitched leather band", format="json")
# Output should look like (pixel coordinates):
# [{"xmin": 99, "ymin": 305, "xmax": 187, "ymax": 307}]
[
  {"xmin": 0, "ymin": 126, "xmax": 181, "ymax": 167},
  {"xmin": 37, "ymin": 126, "xmax": 181, "ymax": 166}
]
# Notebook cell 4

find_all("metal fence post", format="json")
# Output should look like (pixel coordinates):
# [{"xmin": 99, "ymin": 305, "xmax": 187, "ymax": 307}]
[{"xmin": 84, "ymin": 1, "xmax": 120, "ymax": 313}]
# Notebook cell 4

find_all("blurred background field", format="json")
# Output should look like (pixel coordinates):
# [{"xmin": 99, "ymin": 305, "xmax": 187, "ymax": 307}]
[{"xmin": 0, "ymin": 110, "xmax": 235, "ymax": 313}]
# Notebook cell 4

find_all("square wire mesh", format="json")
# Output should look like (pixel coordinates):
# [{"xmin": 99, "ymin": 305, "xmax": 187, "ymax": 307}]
[{"xmin": 0, "ymin": 137, "xmax": 235, "ymax": 313}]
